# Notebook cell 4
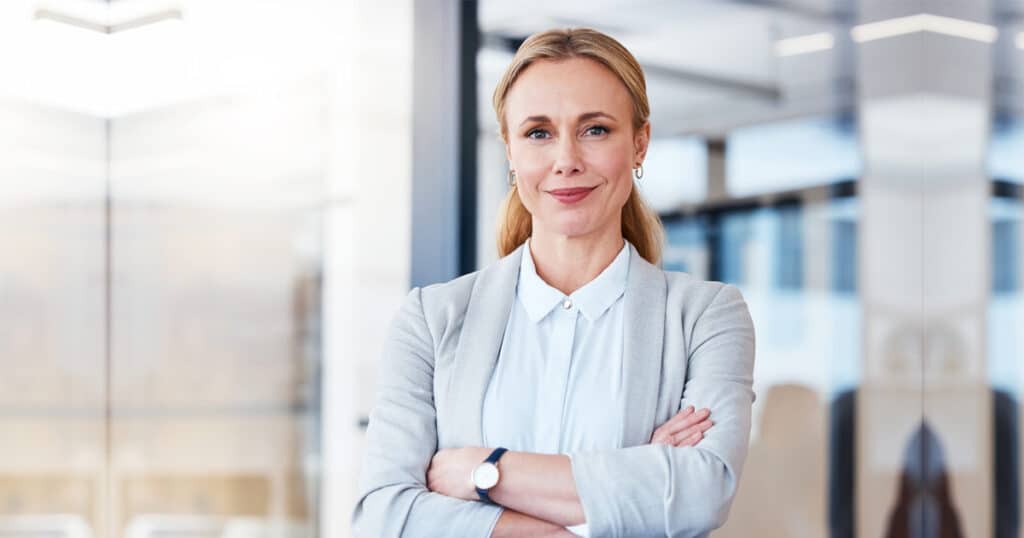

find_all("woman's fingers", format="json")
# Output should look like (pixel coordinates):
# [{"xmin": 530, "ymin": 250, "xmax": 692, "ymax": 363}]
[
  {"xmin": 676, "ymin": 429, "xmax": 704, "ymax": 447},
  {"xmin": 663, "ymin": 407, "xmax": 710, "ymax": 435},
  {"xmin": 671, "ymin": 405, "xmax": 696, "ymax": 423},
  {"xmin": 658, "ymin": 406, "xmax": 697, "ymax": 432},
  {"xmin": 650, "ymin": 407, "xmax": 713, "ymax": 445},
  {"xmin": 650, "ymin": 406, "xmax": 692, "ymax": 444},
  {"xmin": 672, "ymin": 419, "xmax": 714, "ymax": 447}
]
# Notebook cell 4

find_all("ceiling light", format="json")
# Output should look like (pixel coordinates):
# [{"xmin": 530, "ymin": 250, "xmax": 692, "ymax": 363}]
[
  {"xmin": 33, "ymin": 2, "xmax": 183, "ymax": 34},
  {"xmin": 924, "ymin": 14, "xmax": 998, "ymax": 42},
  {"xmin": 851, "ymin": 14, "xmax": 997, "ymax": 44},
  {"xmin": 1017, "ymin": 32, "xmax": 1024, "ymax": 49},
  {"xmin": 775, "ymin": 32, "xmax": 834, "ymax": 57},
  {"xmin": 34, "ymin": 9, "xmax": 107, "ymax": 33}
]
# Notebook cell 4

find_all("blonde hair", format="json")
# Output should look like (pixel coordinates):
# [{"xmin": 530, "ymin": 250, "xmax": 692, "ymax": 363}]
[{"xmin": 492, "ymin": 27, "xmax": 664, "ymax": 265}]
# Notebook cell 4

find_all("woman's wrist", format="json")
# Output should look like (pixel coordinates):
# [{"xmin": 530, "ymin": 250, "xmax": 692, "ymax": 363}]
[{"xmin": 488, "ymin": 451, "xmax": 586, "ymax": 527}]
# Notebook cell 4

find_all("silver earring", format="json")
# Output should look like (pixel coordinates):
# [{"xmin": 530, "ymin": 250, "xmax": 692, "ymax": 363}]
[
  {"xmin": 633, "ymin": 164, "xmax": 644, "ymax": 181},
  {"xmin": 508, "ymin": 169, "xmax": 517, "ymax": 187}
]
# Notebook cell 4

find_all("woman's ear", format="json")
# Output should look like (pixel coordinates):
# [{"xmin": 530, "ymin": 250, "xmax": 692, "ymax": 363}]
[{"xmin": 634, "ymin": 122, "xmax": 651, "ymax": 164}]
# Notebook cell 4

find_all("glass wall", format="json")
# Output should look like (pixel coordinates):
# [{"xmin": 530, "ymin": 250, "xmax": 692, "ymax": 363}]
[
  {"xmin": 106, "ymin": 79, "xmax": 326, "ymax": 538},
  {"xmin": 659, "ymin": 192, "xmax": 860, "ymax": 538},
  {"xmin": 0, "ymin": 1, "xmax": 382, "ymax": 536},
  {"xmin": 0, "ymin": 100, "xmax": 107, "ymax": 537},
  {"xmin": 0, "ymin": 82, "xmax": 326, "ymax": 538},
  {"xmin": 989, "ymin": 191, "xmax": 1021, "ymax": 538}
]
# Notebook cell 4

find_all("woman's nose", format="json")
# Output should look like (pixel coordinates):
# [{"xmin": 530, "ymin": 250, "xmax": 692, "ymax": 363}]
[{"xmin": 552, "ymin": 136, "xmax": 584, "ymax": 176}]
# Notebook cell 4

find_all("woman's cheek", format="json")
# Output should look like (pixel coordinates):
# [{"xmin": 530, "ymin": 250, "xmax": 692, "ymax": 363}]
[
  {"xmin": 515, "ymin": 174, "xmax": 542, "ymax": 213},
  {"xmin": 516, "ymin": 167, "xmax": 546, "ymax": 197}
]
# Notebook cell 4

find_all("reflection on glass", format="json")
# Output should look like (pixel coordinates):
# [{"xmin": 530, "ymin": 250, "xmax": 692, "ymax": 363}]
[
  {"xmin": 0, "ymin": 101, "xmax": 107, "ymax": 537},
  {"xmin": 726, "ymin": 115, "xmax": 861, "ymax": 197},
  {"xmin": 0, "ymin": 79, "xmax": 324, "ymax": 537},
  {"xmin": 989, "ymin": 190, "xmax": 1022, "ymax": 538},
  {"xmin": 989, "ymin": 118, "xmax": 1024, "ymax": 185},
  {"xmin": 662, "ymin": 194, "xmax": 860, "ymax": 537},
  {"xmin": 107, "ymin": 81, "xmax": 324, "ymax": 538}
]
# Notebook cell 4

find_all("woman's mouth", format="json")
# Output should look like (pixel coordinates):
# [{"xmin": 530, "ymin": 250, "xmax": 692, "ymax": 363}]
[{"xmin": 548, "ymin": 186, "xmax": 596, "ymax": 204}]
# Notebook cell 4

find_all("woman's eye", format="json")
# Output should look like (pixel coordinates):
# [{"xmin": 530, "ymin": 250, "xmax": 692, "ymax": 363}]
[
  {"xmin": 526, "ymin": 129, "xmax": 550, "ymax": 140},
  {"xmin": 584, "ymin": 125, "xmax": 609, "ymax": 136}
]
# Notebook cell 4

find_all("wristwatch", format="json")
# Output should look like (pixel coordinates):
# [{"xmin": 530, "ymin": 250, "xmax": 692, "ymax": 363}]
[{"xmin": 471, "ymin": 447, "xmax": 508, "ymax": 504}]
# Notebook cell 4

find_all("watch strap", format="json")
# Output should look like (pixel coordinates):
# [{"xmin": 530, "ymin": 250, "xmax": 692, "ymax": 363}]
[{"xmin": 475, "ymin": 447, "xmax": 509, "ymax": 503}]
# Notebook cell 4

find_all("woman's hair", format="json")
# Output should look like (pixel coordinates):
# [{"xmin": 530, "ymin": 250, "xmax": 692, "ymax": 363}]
[{"xmin": 492, "ymin": 27, "xmax": 664, "ymax": 265}]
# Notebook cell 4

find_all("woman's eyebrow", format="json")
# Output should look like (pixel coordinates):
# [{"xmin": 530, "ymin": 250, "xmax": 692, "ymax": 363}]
[
  {"xmin": 578, "ymin": 111, "xmax": 617, "ymax": 123},
  {"xmin": 519, "ymin": 115, "xmax": 551, "ymax": 127},
  {"xmin": 518, "ymin": 111, "xmax": 618, "ymax": 127}
]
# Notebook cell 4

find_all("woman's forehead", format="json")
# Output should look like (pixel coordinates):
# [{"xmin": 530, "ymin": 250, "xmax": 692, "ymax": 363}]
[{"xmin": 505, "ymin": 58, "xmax": 632, "ymax": 120}]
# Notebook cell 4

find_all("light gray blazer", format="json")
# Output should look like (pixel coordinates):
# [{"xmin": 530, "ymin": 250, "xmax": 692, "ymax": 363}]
[{"xmin": 353, "ymin": 242, "xmax": 756, "ymax": 538}]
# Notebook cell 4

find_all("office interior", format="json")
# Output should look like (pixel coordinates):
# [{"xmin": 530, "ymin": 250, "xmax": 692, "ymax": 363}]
[{"xmin": 0, "ymin": 0, "xmax": 1022, "ymax": 536}]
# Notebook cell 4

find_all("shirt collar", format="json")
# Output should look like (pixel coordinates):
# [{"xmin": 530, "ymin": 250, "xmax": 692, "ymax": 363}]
[{"xmin": 517, "ymin": 238, "xmax": 631, "ymax": 323}]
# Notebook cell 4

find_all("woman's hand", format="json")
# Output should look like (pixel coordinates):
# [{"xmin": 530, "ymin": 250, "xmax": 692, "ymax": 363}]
[
  {"xmin": 649, "ymin": 405, "xmax": 713, "ymax": 447},
  {"xmin": 426, "ymin": 446, "xmax": 491, "ymax": 501}
]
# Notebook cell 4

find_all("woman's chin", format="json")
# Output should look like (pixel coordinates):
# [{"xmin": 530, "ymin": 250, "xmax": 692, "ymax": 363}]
[{"xmin": 537, "ymin": 217, "xmax": 598, "ymax": 239}]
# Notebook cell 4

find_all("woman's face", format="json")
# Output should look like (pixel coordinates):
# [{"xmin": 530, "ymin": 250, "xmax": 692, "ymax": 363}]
[{"xmin": 503, "ymin": 57, "xmax": 649, "ymax": 241}]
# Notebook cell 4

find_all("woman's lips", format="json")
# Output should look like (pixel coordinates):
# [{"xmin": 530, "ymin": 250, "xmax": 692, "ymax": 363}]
[{"xmin": 548, "ymin": 186, "xmax": 596, "ymax": 204}]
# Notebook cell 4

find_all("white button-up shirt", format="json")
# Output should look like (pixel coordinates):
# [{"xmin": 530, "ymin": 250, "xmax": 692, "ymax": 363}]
[{"xmin": 482, "ymin": 238, "xmax": 630, "ymax": 536}]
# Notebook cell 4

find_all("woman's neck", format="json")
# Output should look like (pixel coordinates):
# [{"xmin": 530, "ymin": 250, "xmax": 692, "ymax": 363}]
[{"xmin": 528, "ymin": 225, "xmax": 625, "ymax": 296}]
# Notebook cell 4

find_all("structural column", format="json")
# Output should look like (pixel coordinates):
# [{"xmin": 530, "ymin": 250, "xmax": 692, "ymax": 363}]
[{"xmin": 855, "ymin": 1, "xmax": 994, "ymax": 536}]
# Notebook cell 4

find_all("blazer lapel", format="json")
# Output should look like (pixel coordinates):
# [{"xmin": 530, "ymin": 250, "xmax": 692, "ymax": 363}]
[
  {"xmin": 620, "ymin": 245, "xmax": 668, "ymax": 447},
  {"xmin": 444, "ymin": 243, "xmax": 524, "ymax": 448}
]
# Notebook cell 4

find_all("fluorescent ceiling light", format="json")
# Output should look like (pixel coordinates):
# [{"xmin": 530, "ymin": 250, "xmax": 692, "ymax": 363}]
[
  {"xmin": 924, "ymin": 15, "xmax": 998, "ymax": 42},
  {"xmin": 33, "ymin": 3, "xmax": 182, "ymax": 34},
  {"xmin": 1017, "ymin": 32, "xmax": 1024, "ymax": 49},
  {"xmin": 110, "ymin": 10, "xmax": 182, "ymax": 33},
  {"xmin": 775, "ymin": 32, "xmax": 834, "ymax": 57},
  {"xmin": 851, "ymin": 14, "xmax": 998, "ymax": 44},
  {"xmin": 34, "ymin": 9, "xmax": 107, "ymax": 33}
]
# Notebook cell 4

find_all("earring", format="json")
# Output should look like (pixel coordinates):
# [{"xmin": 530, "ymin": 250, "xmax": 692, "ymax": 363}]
[
  {"xmin": 633, "ymin": 164, "xmax": 644, "ymax": 181},
  {"xmin": 508, "ymin": 169, "xmax": 517, "ymax": 187}
]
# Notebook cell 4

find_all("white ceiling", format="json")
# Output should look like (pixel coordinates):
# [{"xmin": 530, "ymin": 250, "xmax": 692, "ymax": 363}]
[{"xmin": 0, "ymin": 0, "xmax": 344, "ymax": 118}]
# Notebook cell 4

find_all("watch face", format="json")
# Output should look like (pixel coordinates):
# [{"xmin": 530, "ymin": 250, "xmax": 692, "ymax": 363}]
[{"xmin": 473, "ymin": 462, "xmax": 499, "ymax": 489}]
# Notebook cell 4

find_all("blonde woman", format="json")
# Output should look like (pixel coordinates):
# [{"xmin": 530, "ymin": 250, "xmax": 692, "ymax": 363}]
[{"xmin": 353, "ymin": 28, "xmax": 756, "ymax": 538}]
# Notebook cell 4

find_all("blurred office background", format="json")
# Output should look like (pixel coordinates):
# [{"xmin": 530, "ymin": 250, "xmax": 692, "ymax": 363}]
[{"xmin": 0, "ymin": 0, "xmax": 1021, "ymax": 537}]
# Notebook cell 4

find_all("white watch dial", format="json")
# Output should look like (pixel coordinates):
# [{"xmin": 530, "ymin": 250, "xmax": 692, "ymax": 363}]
[{"xmin": 472, "ymin": 462, "xmax": 500, "ymax": 489}]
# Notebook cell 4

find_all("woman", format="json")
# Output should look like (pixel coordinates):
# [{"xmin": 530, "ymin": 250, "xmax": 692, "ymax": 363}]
[{"xmin": 353, "ymin": 28, "xmax": 755, "ymax": 537}]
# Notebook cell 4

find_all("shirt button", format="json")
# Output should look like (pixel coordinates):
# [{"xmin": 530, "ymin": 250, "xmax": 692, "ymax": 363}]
[{"xmin": 562, "ymin": 298, "xmax": 572, "ymax": 310}]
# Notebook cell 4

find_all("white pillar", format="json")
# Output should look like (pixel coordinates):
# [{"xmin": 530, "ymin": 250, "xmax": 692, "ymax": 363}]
[
  {"xmin": 855, "ymin": 1, "xmax": 993, "ymax": 536},
  {"xmin": 321, "ymin": 1, "xmax": 414, "ymax": 537}
]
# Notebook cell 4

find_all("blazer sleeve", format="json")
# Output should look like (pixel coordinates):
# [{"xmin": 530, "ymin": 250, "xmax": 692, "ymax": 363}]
[
  {"xmin": 568, "ymin": 284, "xmax": 756, "ymax": 538},
  {"xmin": 352, "ymin": 287, "xmax": 504, "ymax": 537}
]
